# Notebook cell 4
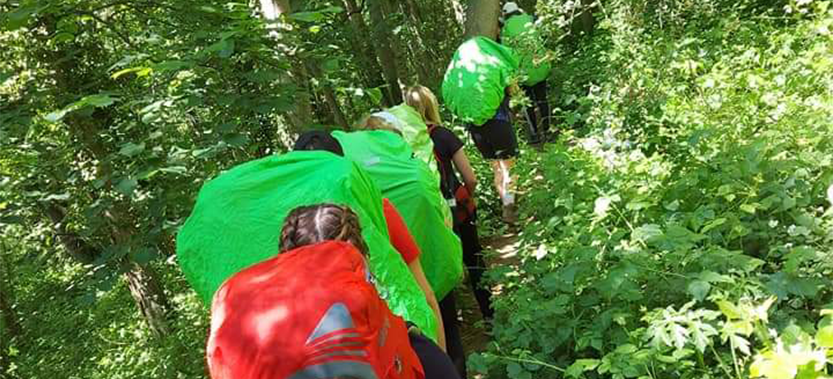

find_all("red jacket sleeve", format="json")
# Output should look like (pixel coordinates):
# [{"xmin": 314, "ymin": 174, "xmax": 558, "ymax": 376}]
[{"xmin": 382, "ymin": 199, "xmax": 421, "ymax": 264}]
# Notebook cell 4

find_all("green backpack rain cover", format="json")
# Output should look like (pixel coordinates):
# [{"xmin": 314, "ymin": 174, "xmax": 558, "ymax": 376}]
[
  {"xmin": 176, "ymin": 151, "xmax": 438, "ymax": 340},
  {"xmin": 384, "ymin": 104, "xmax": 435, "ymax": 168},
  {"xmin": 441, "ymin": 36, "xmax": 519, "ymax": 126},
  {"xmin": 501, "ymin": 14, "xmax": 552, "ymax": 86},
  {"xmin": 333, "ymin": 131, "xmax": 463, "ymax": 299}
]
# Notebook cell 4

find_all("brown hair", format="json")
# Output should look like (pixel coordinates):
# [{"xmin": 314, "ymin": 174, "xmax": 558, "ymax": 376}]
[
  {"xmin": 279, "ymin": 203, "xmax": 369, "ymax": 255},
  {"xmin": 404, "ymin": 85, "xmax": 442, "ymax": 125}
]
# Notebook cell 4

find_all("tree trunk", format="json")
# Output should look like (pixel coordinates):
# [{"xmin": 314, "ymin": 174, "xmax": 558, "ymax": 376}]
[
  {"xmin": 259, "ymin": 0, "xmax": 291, "ymax": 20},
  {"xmin": 123, "ymin": 261, "xmax": 170, "ymax": 338},
  {"xmin": 287, "ymin": 62, "xmax": 315, "ymax": 132},
  {"xmin": 464, "ymin": 0, "xmax": 500, "ymax": 39},
  {"xmin": 368, "ymin": 0, "xmax": 403, "ymax": 105},
  {"xmin": 342, "ymin": 0, "xmax": 389, "ymax": 100},
  {"xmin": 43, "ymin": 203, "xmax": 97, "ymax": 264},
  {"xmin": 579, "ymin": 0, "xmax": 595, "ymax": 35},
  {"xmin": 323, "ymin": 85, "xmax": 349, "ymax": 129},
  {"xmin": 43, "ymin": 202, "xmax": 173, "ymax": 339},
  {"xmin": 398, "ymin": 1, "xmax": 435, "ymax": 87},
  {"xmin": 257, "ymin": 0, "xmax": 315, "ymax": 132}
]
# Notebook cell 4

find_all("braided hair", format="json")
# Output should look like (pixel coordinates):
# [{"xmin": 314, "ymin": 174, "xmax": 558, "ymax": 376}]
[{"xmin": 279, "ymin": 203, "xmax": 369, "ymax": 256}]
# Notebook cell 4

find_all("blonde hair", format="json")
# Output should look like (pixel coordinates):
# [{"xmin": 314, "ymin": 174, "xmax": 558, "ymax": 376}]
[{"xmin": 405, "ymin": 85, "xmax": 442, "ymax": 125}]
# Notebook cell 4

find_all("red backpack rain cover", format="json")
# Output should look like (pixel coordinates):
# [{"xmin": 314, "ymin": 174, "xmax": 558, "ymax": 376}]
[{"xmin": 207, "ymin": 241, "xmax": 424, "ymax": 379}]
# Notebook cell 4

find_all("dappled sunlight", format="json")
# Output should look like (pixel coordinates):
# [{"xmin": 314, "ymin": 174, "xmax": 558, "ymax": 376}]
[{"xmin": 250, "ymin": 305, "xmax": 289, "ymax": 345}]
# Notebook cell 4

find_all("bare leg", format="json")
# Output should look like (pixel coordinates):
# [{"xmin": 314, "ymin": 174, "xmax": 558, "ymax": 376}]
[{"xmin": 491, "ymin": 159, "xmax": 517, "ymax": 208}]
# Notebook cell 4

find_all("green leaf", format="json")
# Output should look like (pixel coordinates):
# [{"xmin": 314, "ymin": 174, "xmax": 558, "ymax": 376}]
[
  {"xmin": 289, "ymin": 6, "xmax": 343, "ymax": 22},
  {"xmin": 3, "ymin": 4, "xmax": 48, "ymax": 31},
  {"xmin": 688, "ymin": 280, "xmax": 711, "ymax": 301},
  {"xmin": 111, "ymin": 67, "xmax": 148, "ymax": 79},
  {"xmin": 366, "ymin": 87, "xmax": 383, "ymax": 105},
  {"xmin": 223, "ymin": 133, "xmax": 249, "ymax": 147},
  {"xmin": 198, "ymin": 5, "xmax": 221, "ymax": 13},
  {"xmin": 717, "ymin": 300, "xmax": 740, "ymax": 319},
  {"xmin": 467, "ymin": 353, "xmax": 488, "ymax": 374},
  {"xmin": 664, "ymin": 200, "xmax": 680, "ymax": 211},
  {"xmin": 42, "ymin": 193, "xmax": 71, "ymax": 201},
  {"xmin": 740, "ymin": 203, "xmax": 757, "ymax": 214},
  {"xmin": 45, "ymin": 94, "xmax": 119, "ymax": 122},
  {"xmin": 507, "ymin": 362, "xmax": 523, "ymax": 378},
  {"xmin": 118, "ymin": 142, "xmax": 145, "ymax": 157},
  {"xmin": 208, "ymin": 39, "xmax": 235, "ymax": 58},
  {"xmin": 699, "ymin": 270, "xmax": 734, "ymax": 284},
  {"xmin": 626, "ymin": 201, "xmax": 651, "ymax": 211},
  {"xmin": 159, "ymin": 166, "xmax": 187, "ymax": 175},
  {"xmin": 289, "ymin": 11, "xmax": 324, "ymax": 22},
  {"xmin": 701, "ymin": 217, "xmax": 726, "ymax": 233},
  {"xmin": 153, "ymin": 60, "xmax": 192, "ymax": 72},
  {"xmin": 322, "ymin": 58, "xmax": 340, "ymax": 72},
  {"xmin": 566, "ymin": 359, "xmax": 600, "ymax": 378},
  {"xmin": 115, "ymin": 177, "xmax": 138, "ymax": 197},
  {"xmin": 83, "ymin": 94, "xmax": 116, "ymax": 107},
  {"xmin": 632, "ymin": 224, "xmax": 662, "ymax": 243},
  {"xmin": 130, "ymin": 248, "xmax": 156, "ymax": 265},
  {"xmin": 816, "ymin": 326, "xmax": 833, "ymax": 348},
  {"xmin": 53, "ymin": 32, "xmax": 75, "ymax": 43}
]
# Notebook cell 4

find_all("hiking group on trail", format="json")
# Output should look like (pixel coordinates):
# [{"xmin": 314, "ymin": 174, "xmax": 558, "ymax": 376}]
[{"xmin": 175, "ymin": 3, "xmax": 553, "ymax": 378}]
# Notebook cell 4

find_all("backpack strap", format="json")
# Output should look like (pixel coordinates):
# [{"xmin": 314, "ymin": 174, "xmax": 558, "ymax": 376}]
[{"xmin": 426, "ymin": 124, "xmax": 453, "ymax": 199}]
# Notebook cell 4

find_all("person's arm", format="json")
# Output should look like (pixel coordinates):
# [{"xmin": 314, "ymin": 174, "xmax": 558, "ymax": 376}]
[
  {"xmin": 451, "ymin": 148, "xmax": 477, "ymax": 196},
  {"xmin": 408, "ymin": 259, "xmax": 447, "ymax": 352}
]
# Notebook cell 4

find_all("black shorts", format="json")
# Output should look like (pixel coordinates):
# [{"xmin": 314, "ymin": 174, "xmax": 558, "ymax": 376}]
[
  {"xmin": 408, "ymin": 331, "xmax": 462, "ymax": 379},
  {"xmin": 467, "ymin": 118, "xmax": 518, "ymax": 159}
]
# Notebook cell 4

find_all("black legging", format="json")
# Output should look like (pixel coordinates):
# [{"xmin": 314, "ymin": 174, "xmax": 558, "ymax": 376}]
[
  {"xmin": 409, "ymin": 328, "xmax": 462, "ymax": 379},
  {"xmin": 522, "ymin": 80, "xmax": 550, "ymax": 142},
  {"xmin": 438, "ymin": 214, "xmax": 495, "ymax": 378},
  {"xmin": 455, "ymin": 217, "xmax": 493, "ymax": 320},
  {"xmin": 440, "ymin": 292, "xmax": 466, "ymax": 378}
]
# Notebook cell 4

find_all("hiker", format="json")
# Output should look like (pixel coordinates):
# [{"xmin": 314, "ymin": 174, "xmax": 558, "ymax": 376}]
[
  {"xmin": 177, "ymin": 149, "xmax": 441, "ymax": 341},
  {"xmin": 442, "ymin": 36, "xmax": 521, "ymax": 224},
  {"xmin": 295, "ymin": 131, "xmax": 448, "ymax": 352},
  {"xmin": 471, "ymin": 88, "xmax": 520, "ymax": 223},
  {"xmin": 327, "ymin": 129, "xmax": 466, "ymax": 303},
  {"xmin": 206, "ymin": 204, "xmax": 460, "ymax": 379},
  {"xmin": 501, "ymin": 2, "xmax": 554, "ymax": 144},
  {"xmin": 405, "ymin": 85, "xmax": 496, "ymax": 377},
  {"xmin": 361, "ymin": 106, "xmax": 439, "ymax": 168}
]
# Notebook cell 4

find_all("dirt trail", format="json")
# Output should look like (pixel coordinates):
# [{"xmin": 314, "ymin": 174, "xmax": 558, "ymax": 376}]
[{"xmin": 458, "ymin": 230, "xmax": 522, "ymax": 358}]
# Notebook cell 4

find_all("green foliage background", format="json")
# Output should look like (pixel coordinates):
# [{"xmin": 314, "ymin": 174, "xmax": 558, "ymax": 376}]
[{"xmin": 471, "ymin": 1, "xmax": 833, "ymax": 378}]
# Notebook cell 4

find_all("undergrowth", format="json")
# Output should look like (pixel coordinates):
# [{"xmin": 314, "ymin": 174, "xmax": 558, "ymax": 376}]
[{"xmin": 473, "ymin": 1, "xmax": 833, "ymax": 378}]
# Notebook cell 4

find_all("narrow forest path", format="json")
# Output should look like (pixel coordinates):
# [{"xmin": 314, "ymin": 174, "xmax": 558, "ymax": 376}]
[
  {"xmin": 459, "ymin": 229, "xmax": 523, "ymax": 361},
  {"xmin": 455, "ymin": 143, "xmax": 545, "ymax": 377}
]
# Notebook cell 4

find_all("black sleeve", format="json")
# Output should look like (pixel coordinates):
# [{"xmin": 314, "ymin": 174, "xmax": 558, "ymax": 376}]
[
  {"xmin": 409, "ymin": 333, "xmax": 462, "ymax": 379},
  {"xmin": 432, "ymin": 127, "xmax": 465, "ymax": 162}
]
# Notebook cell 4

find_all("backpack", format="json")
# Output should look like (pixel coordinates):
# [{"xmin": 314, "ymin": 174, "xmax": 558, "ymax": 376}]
[
  {"xmin": 333, "ymin": 131, "xmax": 464, "ymax": 300},
  {"xmin": 176, "ymin": 151, "xmax": 439, "ymax": 341},
  {"xmin": 441, "ymin": 37, "xmax": 519, "ymax": 126},
  {"xmin": 208, "ymin": 241, "xmax": 424, "ymax": 379}
]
